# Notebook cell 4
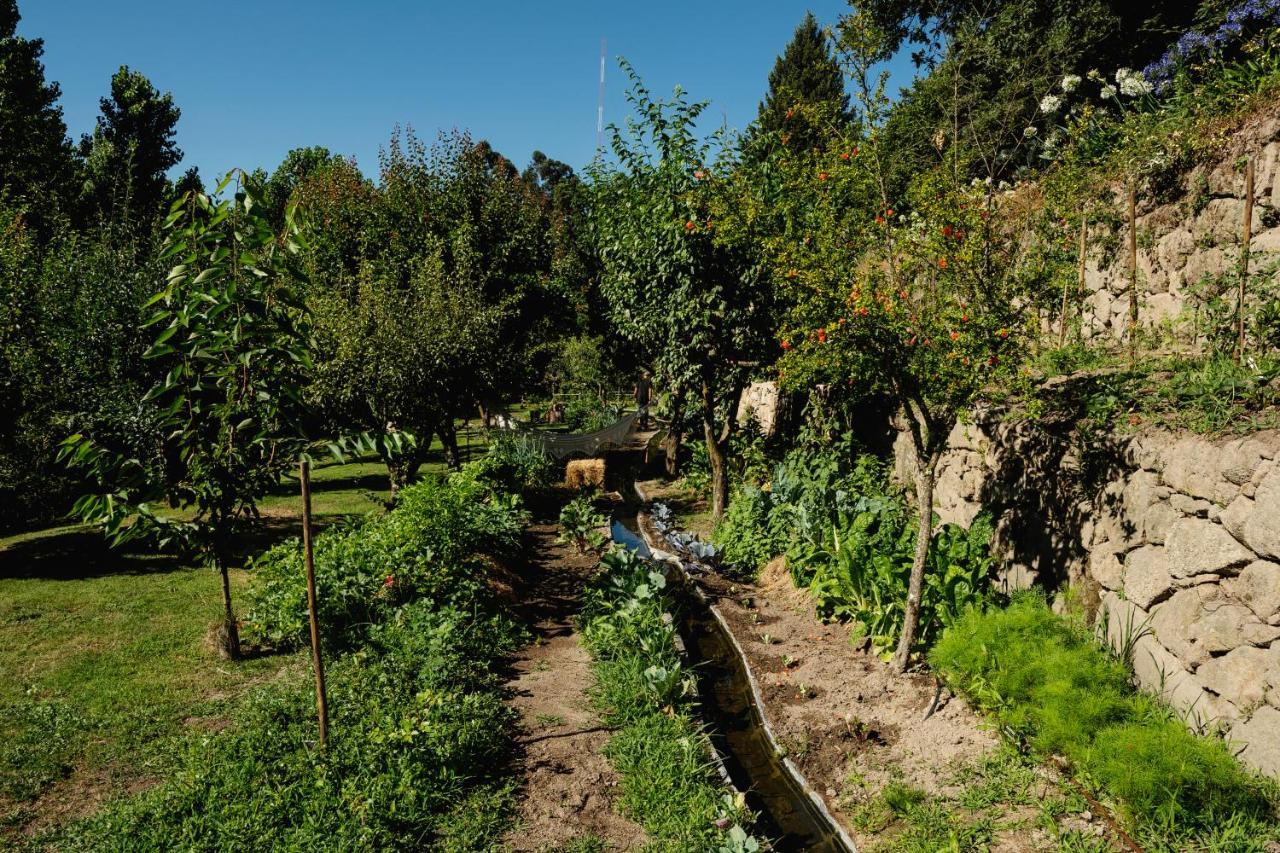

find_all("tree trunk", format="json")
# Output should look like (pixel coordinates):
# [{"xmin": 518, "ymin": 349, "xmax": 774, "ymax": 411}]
[
  {"xmin": 438, "ymin": 421, "xmax": 461, "ymax": 469},
  {"xmin": 891, "ymin": 454, "xmax": 937, "ymax": 673},
  {"xmin": 701, "ymin": 380, "xmax": 729, "ymax": 521},
  {"xmin": 665, "ymin": 389, "xmax": 685, "ymax": 478},
  {"xmin": 215, "ymin": 547, "xmax": 241, "ymax": 660}
]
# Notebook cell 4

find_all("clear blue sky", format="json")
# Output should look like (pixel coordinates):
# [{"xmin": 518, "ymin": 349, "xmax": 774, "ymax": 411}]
[{"xmin": 18, "ymin": 0, "xmax": 914, "ymax": 180}]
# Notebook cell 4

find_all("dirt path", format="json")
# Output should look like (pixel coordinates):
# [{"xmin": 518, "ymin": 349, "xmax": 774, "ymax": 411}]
[{"xmin": 501, "ymin": 519, "xmax": 646, "ymax": 852}]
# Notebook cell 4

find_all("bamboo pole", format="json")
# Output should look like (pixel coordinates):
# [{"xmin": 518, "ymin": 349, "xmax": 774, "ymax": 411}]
[
  {"xmin": 1127, "ymin": 184, "xmax": 1139, "ymax": 366},
  {"xmin": 299, "ymin": 459, "xmax": 329, "ymax": 748},
  {"xmin": 1237, "ymin": 158, "xmax": 1254, "ymax": 363},
  {"xmin": 1061, "ymin": 206, "xmax": 1087, "ymax": 348}
]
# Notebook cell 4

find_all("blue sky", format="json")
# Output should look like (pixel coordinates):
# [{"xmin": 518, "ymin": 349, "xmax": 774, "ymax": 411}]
[{"xmin": 18, "ymin": 1, "xmax": 915, "ymax": 180}]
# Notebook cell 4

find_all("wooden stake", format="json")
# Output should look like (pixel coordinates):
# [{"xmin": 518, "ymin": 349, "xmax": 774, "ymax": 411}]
[
  {"xmin": 1237, "ymin": 158, "xmax": 1254, "ymax": 363},
  {"xmin": 1061, "ymin": 206, "xmax": 1087, "ymax": 348},
  {"xmin": 299, "ymin": 459, "xmax": 329, "ymax": 748},
  {"xmin": 1127, "ymin": 184, "xmax": 1139, "ymax": 366}
]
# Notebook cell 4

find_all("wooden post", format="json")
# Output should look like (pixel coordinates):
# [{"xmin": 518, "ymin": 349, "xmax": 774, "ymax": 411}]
[
  {"xmin": 1127, "ymin": 184, "xmax": 1139, "ymax": 366},
  {"xmin": 1061, "ymin": 206, "xmax": 1087, "ymax": 348},
  {"xmin": 1237, "ymin": 158, "xmax": 1254, "ymax": 363},
  {"xmin": 299, "ymin": 459, "xmax": 329, "ymax": 748}
]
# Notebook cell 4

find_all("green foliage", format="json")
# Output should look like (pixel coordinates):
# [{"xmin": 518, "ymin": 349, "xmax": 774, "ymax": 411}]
[
  {"xmin": 60, "ymin": 601, "xmax": 519, "ymax": 851},
  {"xmin": 716, "ymin": 448, "xmax": 996, "ymax": 657},
  {"xmin": 244, "ymin": 469, "xmax": 526, "ymax": 651},
  {"xmin": 931, "ymin": 596, "xmax": 1280, "ymax": 843},
  {"xmin": 62, "ymin": 173, "xmax": 311, "ymax": 568},
  {"xmin": 558, "ymin": 493, "xmax": 607, "ymax": 553},
  {"xmin": 592, "ymin": 62, "xmax": 774, "ymax": 517},
  {"xmin": 579, "ymin": 547, "xmax": 758, "ymax": 848},
  {"xmin": 77, "ymin": 65, "xmax": 183, "ymax": 227},
  {"xmin": 462, "ymin": 431, "xmax": 554, "ymax": 495},
  {"xmin": 58, "ymin": 469, "xmax": 526, "ymax": 850},
  {"xmin": 0, "ymin": 0, "xmax": 77, "ymax": 231}
]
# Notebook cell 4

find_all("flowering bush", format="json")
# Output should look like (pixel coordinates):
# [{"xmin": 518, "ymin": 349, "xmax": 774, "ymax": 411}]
[{"xmin": 1143, "ymin": 0, "xmax": 1280, "ymax": 93}]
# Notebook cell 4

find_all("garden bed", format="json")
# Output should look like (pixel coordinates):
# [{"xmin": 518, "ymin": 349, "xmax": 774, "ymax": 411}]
[{"xmin": 637, "ymin": 491, "xmax": 1133, "ymax": 851}]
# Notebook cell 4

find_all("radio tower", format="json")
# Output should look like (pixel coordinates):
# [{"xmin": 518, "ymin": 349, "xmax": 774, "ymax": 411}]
[{"xmin": 596, "ymin": 37, "xmax": 607, "ymax": 154}]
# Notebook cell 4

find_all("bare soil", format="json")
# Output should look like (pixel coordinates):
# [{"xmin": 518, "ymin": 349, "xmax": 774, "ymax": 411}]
[
  {"xmin": 645, "ymin": 532, "xmax": 1125, "ymax": 850},
  {"xmin": 501, "ymin": 516, "xmax": 647, "ymax": 851}
]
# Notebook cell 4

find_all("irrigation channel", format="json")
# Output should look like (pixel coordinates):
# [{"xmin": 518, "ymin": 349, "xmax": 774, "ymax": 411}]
[{"xmin": 606, "ymin": 451, "xmax": 851, "ymax": 852}]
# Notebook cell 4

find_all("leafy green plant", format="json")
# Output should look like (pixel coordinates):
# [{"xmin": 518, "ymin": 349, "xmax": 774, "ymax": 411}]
[
  {"xmin": 60, "ymin": 173, "xmax": 311, "ymax": 659},
  {"xmin": 931, "ymin": 596, "xmax": 1280, "ymax": 845},
  {"xmin": 558, "ymin": 493, "xmax": 607, "ymax": 553},
  {"xmin": 58, "ymin": 469, "xmax": 527, "ymax": 850},
  {"xmin": 579, "ymin": 546, "xmax": 759, "ymax": 847},
  {"xmin": 244, "ymin": 462, "xmax": 526, "ymax": 651}
]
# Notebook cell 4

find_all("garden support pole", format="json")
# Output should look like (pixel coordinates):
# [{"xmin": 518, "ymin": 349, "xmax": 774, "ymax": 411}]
[
  {"xmin": 300, "ymin": 459, "xmax": 330, "ymax": 748},
  {"xmin": 1127, "ymin": 185, "xmax": 1138, "ymax": 366},
  {"xmin": 1061, "ymin": 206, "xmax": 1086, "ymax": 348},
  {"xmin": 1237, "ymin": 157, "xmax": 1254, "ymax": 364}
]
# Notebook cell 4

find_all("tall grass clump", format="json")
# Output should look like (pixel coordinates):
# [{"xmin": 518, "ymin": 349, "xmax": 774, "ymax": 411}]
[
  {"xmin": 579, "ymin": 547, "xmax": 758, "ymax": 850},
  {"xmin": 931, "ymin": 595, "xmax": 1280, "ymax": 847},
  {"xmin": 56, "ymin": 458, "xmax": 530, "ymax": 850}
]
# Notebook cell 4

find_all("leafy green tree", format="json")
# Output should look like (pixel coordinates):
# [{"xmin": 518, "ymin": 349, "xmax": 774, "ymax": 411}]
[
  {"xmin": 864, "ymin": 0, "xmax": 1200, "ymax": 194},
  {"xmin": 78, "ymin": 65, "xmax": 182, "ymax": 226},
  {"xmin": 262, "ymin": 146, "xmax": 341, "ymax": 228},
  {"xmin": 593, "ymin": 64, "xmax": 772, "ymax": 519},
  {"xmin": 744, "ymin": 11, "xmax": 852, "ymax": 158},
  {"xmin": 0, "ymin": 0, "xmax": 76, "ymax": 229},
  {"xmin": 310, "ymin": 249, "xmax": 507, "ymax": 497},
  {"xmin": 63, "ymin": 173, "xmax": 311, "ymax": 659},
  {"xmin": 776, "ymin": 15, "xmax": 1052, "ymax": 669}
]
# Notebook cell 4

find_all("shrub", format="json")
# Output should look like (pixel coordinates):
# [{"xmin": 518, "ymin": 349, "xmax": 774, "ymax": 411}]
[
  {"xmin": 464, "ymin": 432, "xmax": 555, "ymax": 495},
  {"xmin": 558, "ymin": 493, "xmax": 607, "ymax": 553},
  {"xmin": 712, "ymin": 486, "xmax": 783, "ymax": 571},
  {"xmin": 243, "ymin": 470, "xmax": 525, "ymax": 650},
  {"xmin": 931, "ymin": 596, "xmax": 1279, "ymax": 843}
]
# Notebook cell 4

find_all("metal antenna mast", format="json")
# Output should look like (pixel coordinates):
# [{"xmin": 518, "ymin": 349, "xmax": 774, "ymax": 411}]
[{"xmin": 596, "ymin": 37, "xmax": 607, "ymax": 154}]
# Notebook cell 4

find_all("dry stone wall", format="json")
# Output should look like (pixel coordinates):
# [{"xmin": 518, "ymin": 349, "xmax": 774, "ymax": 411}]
[
  {"xmin": 1074, "ymin": 112, "xmax": 1280, "ymax": 344},
  {"xmin": 894, "ymin": 417, "xmax": 1280, "ymax": 778}
]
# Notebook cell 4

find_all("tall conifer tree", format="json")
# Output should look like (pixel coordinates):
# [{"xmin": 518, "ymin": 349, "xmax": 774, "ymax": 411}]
[{"xmin": 747, "ymin": 12, "xmax": 851, "ymax": 156}]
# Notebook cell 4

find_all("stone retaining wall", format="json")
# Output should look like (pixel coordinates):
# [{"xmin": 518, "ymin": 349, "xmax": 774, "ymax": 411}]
[
  {"xmin": 1073, "ymin": 110, "xmax": 1280, "ymax": 345},
  {"xmin": 894, "ymin": 417, "xmax": 1280, "ymax": 778}
]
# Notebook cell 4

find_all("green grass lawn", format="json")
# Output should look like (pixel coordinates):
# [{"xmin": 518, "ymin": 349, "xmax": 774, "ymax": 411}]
[{"xmin": 0, "ymin": 456, "xmax": 421, "ymax": 839}]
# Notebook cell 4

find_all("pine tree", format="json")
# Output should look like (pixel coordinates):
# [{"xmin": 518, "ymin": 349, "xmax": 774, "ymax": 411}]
[
  {"xmin": 747, "ymin": 12, "xmax": 851, "ymax": 156},
  {"xmin": 0, "ymin": 0, "xmax": 76, "ymax": 228}
]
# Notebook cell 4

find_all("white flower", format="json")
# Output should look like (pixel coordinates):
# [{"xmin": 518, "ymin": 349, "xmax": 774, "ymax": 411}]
[
  {"xmin": 1115, "ymin": 67, "xmax": 1153, "ymax": 97},
  {"xmin": 1039, "ymin": 94, "xmax": 1063, "ymax": 114},
  {"xmin": 1023, "ymin": 125, "xmax": 1038, "ymax": 137},
  {"xmin": 1100, "ymin": 84, "xmax": 1118, "ymax": 99},
  {"xmin": 1061, "ymin": 74, "xmax": 1081, "ymax": 93},
  {"xmin": 1086, "ymin": 69, "xmax": 1103, "ymax": 82}
]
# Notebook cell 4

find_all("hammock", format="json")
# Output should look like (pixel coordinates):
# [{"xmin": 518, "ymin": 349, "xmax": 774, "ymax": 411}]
[{"xmin": 510, "ymin": 411, "xmax": 639, "ymax": 460}]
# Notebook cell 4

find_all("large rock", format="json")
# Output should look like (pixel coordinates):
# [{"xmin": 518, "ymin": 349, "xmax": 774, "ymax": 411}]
[
  {"xmin": 1162, "ymin": 436, "xmax": 1223, "ymax": 500},
  {"xmin": 1230, "ymin": 560, "xmax": 1280, "ymax": 623},
  {"xmin": 1151, "ymin": 588, "xmax": 1280, "ymax": 668},
  {"xmin": 1220, "ymin": 437, "xmax": 1268, "ymax": 485},
  {"xmin": 1196, "ymin": 646, "xmax": 1279, "ymax": 709},
  {"xmin": 1232, "ymin": 706, "xmax": 1280, "ymax": 777},
  {"xmin": 1089, "ymin": 546, "xmax": 1126, "ymax": 591},
  {"xmin": 1123, "ymin": 546, "xmax": 1175, "ymax": 609},
  {"xmin": 1165, "ymin": 518, "xmax": 1254, "ymax": 578},
  {"xmin": 1244, "ymin": 465, "xmax": 1280, "ymax": 560},
  {"xmin": 1220, "ymin": 496, "xmax": 1254, "ymax": 542},
  {"xmin": 1130, "ymin": 634, "xmax": 1229, "ymax": 726}
]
